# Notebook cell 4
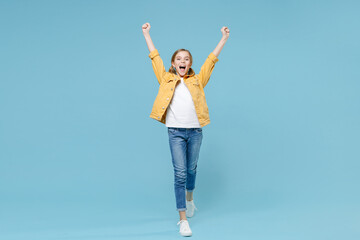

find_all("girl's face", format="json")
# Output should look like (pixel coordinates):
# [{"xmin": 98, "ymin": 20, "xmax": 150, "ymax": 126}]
[{"xmin": 172, "ymin": 51, "xmax": 192, "ymax": 77}]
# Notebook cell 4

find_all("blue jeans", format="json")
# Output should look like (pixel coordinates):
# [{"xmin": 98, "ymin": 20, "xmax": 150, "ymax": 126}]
[{"xmin": 167, "ymin": 127, "xmax": 203, "ymax": 211}]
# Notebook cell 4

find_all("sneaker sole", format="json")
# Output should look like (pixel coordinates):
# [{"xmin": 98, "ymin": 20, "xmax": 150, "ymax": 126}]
[{"xmin": 180, "ymin": 232, "xmax": 192, "ymax": 237}]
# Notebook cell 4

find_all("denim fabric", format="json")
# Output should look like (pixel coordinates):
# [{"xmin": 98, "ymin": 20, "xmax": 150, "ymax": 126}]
[{"xmin": 168, "ymin": 127, "xmax": 203, "ymax": 211}]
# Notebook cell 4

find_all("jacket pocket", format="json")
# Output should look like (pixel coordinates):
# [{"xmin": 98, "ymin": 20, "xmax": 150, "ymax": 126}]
[{"xmin": 191, "ymin": 78, "xmax": 200, "ymax": 86}]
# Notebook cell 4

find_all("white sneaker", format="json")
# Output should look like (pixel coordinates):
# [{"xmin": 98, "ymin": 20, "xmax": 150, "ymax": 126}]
[
  {"xmin": 177, "ymin": 219, "xmax": 192, "ymax": 237},
  {"xmin": 186, "ymin": 200, "xmax": 198, "ymax": 218}
]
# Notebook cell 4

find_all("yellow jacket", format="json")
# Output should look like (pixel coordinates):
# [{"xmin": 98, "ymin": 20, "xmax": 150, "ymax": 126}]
[{"xmin": 148, "ymin": 49, "xmax": 219, "ymax": 127}]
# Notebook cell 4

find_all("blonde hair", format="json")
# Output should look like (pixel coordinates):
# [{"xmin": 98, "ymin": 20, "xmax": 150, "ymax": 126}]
[{"xmin": 168, "ymin": 49, "xmax": 195, "ymax": 76}]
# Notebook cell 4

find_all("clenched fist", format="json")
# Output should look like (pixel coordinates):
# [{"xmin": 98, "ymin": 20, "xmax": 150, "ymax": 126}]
[
  {"xmin": 142, "ymin": 22, "xmax": 151, "ymax": 34},
  {"xmin": 221, "ymin": 26, "xmax": 230, "ymax": 39}
]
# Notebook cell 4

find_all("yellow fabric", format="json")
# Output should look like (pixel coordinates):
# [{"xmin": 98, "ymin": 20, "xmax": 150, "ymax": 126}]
[{"xmin": 148, "ymin": 49, "xmax": 219, "ymax": 127}]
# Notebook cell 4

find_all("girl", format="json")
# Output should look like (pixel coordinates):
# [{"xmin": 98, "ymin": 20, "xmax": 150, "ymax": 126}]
[{"xmin": 142, "ymin": 22, "xmax": 229, "ymax": 237}]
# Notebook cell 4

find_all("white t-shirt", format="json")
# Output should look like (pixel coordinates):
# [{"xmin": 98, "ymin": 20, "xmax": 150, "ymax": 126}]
[{"xmin": 165, "ymin": 77, "xmax": 201, "ymax": 128}]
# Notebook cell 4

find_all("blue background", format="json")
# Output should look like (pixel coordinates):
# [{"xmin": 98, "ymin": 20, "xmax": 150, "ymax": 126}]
[{"xmin": 1, "ymin": 0, "xmax": 359, "ymax": 239}]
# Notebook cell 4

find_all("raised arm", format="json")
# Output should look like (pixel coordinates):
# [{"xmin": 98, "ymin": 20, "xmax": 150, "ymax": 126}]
[
  {"xmin": 142, "ymin": 22, "xmax": 166, "ymax": 84},
  {"xmin": 198, "ymin": 26, "xmax": 230, "ymax": 87},
  {"xmin": 142, "ymin": 23, "xmax": 156, "ymax": 53},
  {"xmin": 213, "ymin": 27, "xmax": 230, "ymax": 57}
]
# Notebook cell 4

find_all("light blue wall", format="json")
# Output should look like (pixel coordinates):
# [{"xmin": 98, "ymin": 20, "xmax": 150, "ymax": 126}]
[{"xmin": 1, "ymin": 0, "xmax": 359, "ymax": 239}]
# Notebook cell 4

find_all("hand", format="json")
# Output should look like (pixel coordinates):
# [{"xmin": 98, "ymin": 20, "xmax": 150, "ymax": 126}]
[
  {"xmin": 221, "ymin": 26, "xmax": 230, "ymax": 39},
  {"xmin": 142, "ymin": 22, "xmax": 151, "ymax": 34}
]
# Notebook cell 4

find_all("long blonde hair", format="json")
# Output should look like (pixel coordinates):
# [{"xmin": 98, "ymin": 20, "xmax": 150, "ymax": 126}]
[{"xmin": 168, "ymin": 49, "xmax": 195, "ymax": 76}]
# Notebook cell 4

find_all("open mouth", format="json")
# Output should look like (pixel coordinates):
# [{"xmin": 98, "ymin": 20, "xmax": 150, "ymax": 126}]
[{"xmin": 179, "ymin": 66, "xmax": 186, "ymax": 71}]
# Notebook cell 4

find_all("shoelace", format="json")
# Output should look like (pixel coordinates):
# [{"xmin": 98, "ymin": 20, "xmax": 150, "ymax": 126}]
[
  {"xmin": 177, "ymin": 220, "xmax": 187, "ymax": 226},
  {"xmin": 187, "ymin": 201, "xmax": 198, "ymax": 211},
  {"xmin": 177, "ymin": 220, "xmax": 191, "ymax": 232}
]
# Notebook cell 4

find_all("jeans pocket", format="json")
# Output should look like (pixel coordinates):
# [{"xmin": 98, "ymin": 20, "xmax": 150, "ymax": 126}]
[
  {"xmin": 195, "ymin": 128, "xmax": 202, "ymax": 133},
  {"xmin": 168, "ymin": 127, "xmax": 177, "ymax": 133}
]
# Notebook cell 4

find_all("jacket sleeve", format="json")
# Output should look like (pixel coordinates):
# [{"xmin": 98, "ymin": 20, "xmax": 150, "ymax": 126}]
[
  {"xmin": 198, "ymin": 52, "xmax": 219, "ymax": 88},
  {"xmin": 149, "ymin": 49, "xmax": 166, "ymax": 85}
]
